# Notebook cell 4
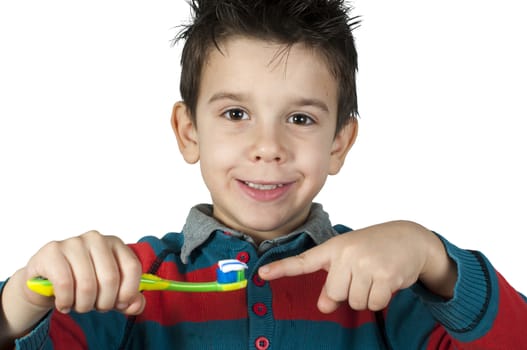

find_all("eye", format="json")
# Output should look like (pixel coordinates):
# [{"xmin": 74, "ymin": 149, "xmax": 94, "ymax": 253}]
[
  {"xmin": 222, "ymin": 108, "xmax": 249, "ymax": 121},
  {"xmin": 287, "ymin": 113, "xmax": 315, "ymax": 125}
]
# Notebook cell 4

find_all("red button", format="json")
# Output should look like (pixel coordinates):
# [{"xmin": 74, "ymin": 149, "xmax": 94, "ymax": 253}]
[
  {"xmin": 252, "ymin": 302, "xmax": 267, "ymax": 316},
  {"xmin": 252, "ymin": 274, "xmax": 266, "ymax": 287},
  {"xmin": 255, "ymin": 336, "xmax": 270, "ymax": 350},
  {"xmin": 236, "ymin": 251, "xmax": 250, "ymax": 263}
]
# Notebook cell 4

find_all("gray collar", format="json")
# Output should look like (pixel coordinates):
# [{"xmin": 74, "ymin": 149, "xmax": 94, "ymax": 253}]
[{"xmin": 180, "ymin": 203, "xmax": 338, "ymax": 263}]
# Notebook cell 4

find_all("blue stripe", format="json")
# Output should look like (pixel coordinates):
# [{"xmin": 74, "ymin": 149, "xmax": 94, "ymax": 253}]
[{"xmin": 116, "ymin": 319, "xmax": 390, "ymax": 349}]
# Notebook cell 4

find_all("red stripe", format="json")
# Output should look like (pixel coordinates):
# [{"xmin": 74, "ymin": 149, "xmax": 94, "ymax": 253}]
[
  {"xmin": 456, "ymin": 272, "xmax": 527, "ymax": 348},
  {"xmin": 129, "ymin": 243, "xmax": 374, "ymax": 328},
  {"xmin": 425, "ymin": 324, "xmax": 454, "ymax": 350},
  {"xmin": 137, "ymin": 261, "xmax": 248, "ymax": 325},
  {"xmin": 128, "ymin": 242, "xmax": 158, "ymax": 272},
  {"xmin": 50, "ymin": 312, "xmax": 88, "ymax": 349},
  {"xmin": 425, "ymin": 271, "xmax": 527, "ymax": 349},
  {"xmin": 129, "ymin": 242, "xmax": 248, "ymax": 325},
  {"xmin": 270, "ymin": 270, "xmax": 376, "ymax": 328}
]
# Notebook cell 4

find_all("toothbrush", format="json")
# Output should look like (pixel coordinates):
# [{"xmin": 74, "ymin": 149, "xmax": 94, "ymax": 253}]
[{"xmin": 27, "ymin": 259, "xmax": 248, "ymax": 297}]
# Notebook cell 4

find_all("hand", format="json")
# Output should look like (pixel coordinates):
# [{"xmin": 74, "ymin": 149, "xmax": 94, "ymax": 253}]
[
  {"xmin": 258, "ymin": 221, "xmax": 457, "ymax": 313},
  {"xmin": 1, "ymin": 231, "xmax": 144, "ymax": 348},
  {"xmin": 22, "ymin": 230, "xmax": 145, "ymax": 314}
]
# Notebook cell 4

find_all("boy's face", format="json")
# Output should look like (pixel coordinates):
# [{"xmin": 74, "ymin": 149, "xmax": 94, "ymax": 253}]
[{"xmin": 173, "ymin": 36, "xmax": 357, "ymax": 242}]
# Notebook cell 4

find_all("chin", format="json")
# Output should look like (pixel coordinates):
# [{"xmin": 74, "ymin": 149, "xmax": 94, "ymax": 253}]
[{"xmin": 238, "ymin": 214, "xmax": 297, "ymax": 236}]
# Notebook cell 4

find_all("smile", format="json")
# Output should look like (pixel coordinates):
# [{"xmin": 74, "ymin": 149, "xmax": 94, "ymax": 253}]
[
  {"xmin": 243, "ymin": 181, "xmax": 285, "ymax": 190},
  {"xmin": 237, "ymin": 180, "xmax": 293, "ymax": 202}
]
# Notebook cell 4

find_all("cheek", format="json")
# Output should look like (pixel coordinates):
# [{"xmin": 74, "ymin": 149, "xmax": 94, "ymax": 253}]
[
  {"xmin": 198, "ymin": 133, "xmax": 242, "ymax": 172},
  {"xmin": 297, "ymin": 143, "xmax": 332, "ymax": 178}
]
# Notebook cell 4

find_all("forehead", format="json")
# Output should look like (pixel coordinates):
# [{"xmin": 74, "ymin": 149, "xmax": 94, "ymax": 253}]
[
  {"xmin": 209, "ymin": 35, "xmax": 333, "ymax": 70},
  {"xmin": 198, "ymin": 36, "xmax": 338, "ymax": 107}
]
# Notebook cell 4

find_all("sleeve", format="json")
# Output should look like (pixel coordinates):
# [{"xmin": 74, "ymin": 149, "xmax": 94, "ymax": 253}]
[
  {"xmin": 0, "ymin": 238, "xmax": 162, "ymax": 349},
  {"xmin": 13, "ymin": 315, "xmax": 53, "ymax": 350},
  {"xmin": 1, "ymin": 279, "xmax": 129, "ymax": 350},
  {"xmin": 0, "ymin": 280, "xmax": 52, "ymax": 350},
  {"xmin": 388, "ymin": 235, "xmax": 527, "ymax": 349}
]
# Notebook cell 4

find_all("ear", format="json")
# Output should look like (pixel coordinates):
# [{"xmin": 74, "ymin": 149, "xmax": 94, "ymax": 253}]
[
  {"xmin": 328, "ymin": 119, "xmax": 358, "ymax": 175},
  {"xmin": 171, "ymin": 102, "xmax": 200, "ymax": 164}
]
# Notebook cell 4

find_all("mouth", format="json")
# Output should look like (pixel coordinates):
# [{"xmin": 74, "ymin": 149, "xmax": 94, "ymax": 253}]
[
  {"xmin": 242, "ymin": 181, "xmax": 285, "ymax": 191},
  {"xmin": 237, "ymin": 179, "xmax": 294, "ymax": 202}
]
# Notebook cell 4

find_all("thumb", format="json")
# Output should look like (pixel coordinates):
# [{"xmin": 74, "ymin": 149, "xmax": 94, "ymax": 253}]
[{"xmin": 258, "ymin": 244, "xmax": 328, "ymax": 281}]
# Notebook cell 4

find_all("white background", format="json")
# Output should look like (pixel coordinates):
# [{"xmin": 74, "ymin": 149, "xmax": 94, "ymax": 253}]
[{"xmin": 1, "ymin": 1, "xmax": 525, "ymax": 293}]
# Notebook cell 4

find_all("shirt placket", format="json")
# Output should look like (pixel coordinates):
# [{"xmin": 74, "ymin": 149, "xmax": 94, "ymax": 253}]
[{"xmin": 247, "ymin": 256, "xmax": 274, "ymax": 350}]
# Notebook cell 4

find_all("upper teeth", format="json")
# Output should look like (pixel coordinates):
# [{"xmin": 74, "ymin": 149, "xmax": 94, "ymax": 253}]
[{"xmin": 245, "ymin": 182, "xmax": 284, "ymax": 190}]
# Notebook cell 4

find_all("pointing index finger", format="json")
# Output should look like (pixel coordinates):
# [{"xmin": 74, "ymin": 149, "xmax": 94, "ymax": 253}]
[{"xmin": 258, "ymin": 244, "xmax": 328, "ymax": 281}]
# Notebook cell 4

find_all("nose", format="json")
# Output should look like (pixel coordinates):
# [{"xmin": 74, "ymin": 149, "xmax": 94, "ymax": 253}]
[{"xmin": 248, "ymin": 123, "xmax": 287, "ymax": 163}]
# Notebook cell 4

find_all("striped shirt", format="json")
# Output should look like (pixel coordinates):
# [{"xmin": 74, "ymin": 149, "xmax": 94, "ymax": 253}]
[{"xmin": 6, "ymin": 204, "xmax": 527, "ymax": 349}]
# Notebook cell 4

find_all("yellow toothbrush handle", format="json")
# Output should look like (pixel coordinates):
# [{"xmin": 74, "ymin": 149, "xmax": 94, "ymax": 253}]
[
  {"xmin": 26, "ymin": 277, "xmax": 55, "ymax": 297},
  {"xmin": 26, "ymin": 274, "xmax": 159, "ymax": 297},
  {"xmin": 27, "ymin": 270, "xmax": 248, "ymax": 296}
]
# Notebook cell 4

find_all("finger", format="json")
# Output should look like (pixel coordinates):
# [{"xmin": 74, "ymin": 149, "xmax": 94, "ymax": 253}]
[
  {"xmin": 259, "ymin": 244, "xmax": 329, "ymax": 280},
  {"xmin": 87, "ymin": 235, "xmax": 121, "ymax": 312},
  {"xmin": 120, "ymin": 293, "xmax": 146, "ymax": 315},
  {"xmin": 61, "ymin": 237, "xmax": 98, "ymax": 313},
  {"xmin": 367, "ymin": 282, "xmax": 393, "ymax": 311},
  {"xmin": 348, "ymin": 274, "xmax": 372, "ymax": 311},
  {"xmin": 317, "ymin": 285, "xmax": 341, "ymax": 314},
  {"xmin": 26, "ymin": 242, "xmax": 75, "ymax": 313},
  {"xmin": 26, "ymin": 245, "xmax": 75, "ymax": 313},
  {"xmin": 48, "ymin": 258, "xmax": 75, "ymax": 314},
  {"xmin": 112, "ymin": 241, "xmax": 143, "ymax": 312},
  {"xmin": 323, "ymin": 259, "xmax": 352, "ymax": 303}
]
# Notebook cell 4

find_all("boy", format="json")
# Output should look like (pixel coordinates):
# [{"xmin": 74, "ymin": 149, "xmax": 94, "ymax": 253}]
[{"xmin": 1, "ymin": 0, "xmax": 526, "ymax": 349}]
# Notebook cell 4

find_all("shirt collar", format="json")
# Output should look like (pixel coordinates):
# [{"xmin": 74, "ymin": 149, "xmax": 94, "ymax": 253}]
[{"xmin": 180, "ymin": 203, "xmax": 338, "ymax": 263}]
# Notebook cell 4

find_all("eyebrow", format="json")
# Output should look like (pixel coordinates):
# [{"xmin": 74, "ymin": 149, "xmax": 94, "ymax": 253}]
[
  {"xmin": 207, "ymin": 92, "xmax": 248, "ymax": 104},
  {"xmin": 207, "ymin": 92, "xmax": 330, "ymax": 113},
  {"xmin": 292, "ymin": 97, "xmax": 330, "ymax": 113}
]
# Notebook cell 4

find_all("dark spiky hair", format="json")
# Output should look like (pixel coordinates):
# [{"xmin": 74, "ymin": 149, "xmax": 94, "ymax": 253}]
[{"xmin": 174, "ymin": 0, "xmax": 360, "ymax": 133}]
